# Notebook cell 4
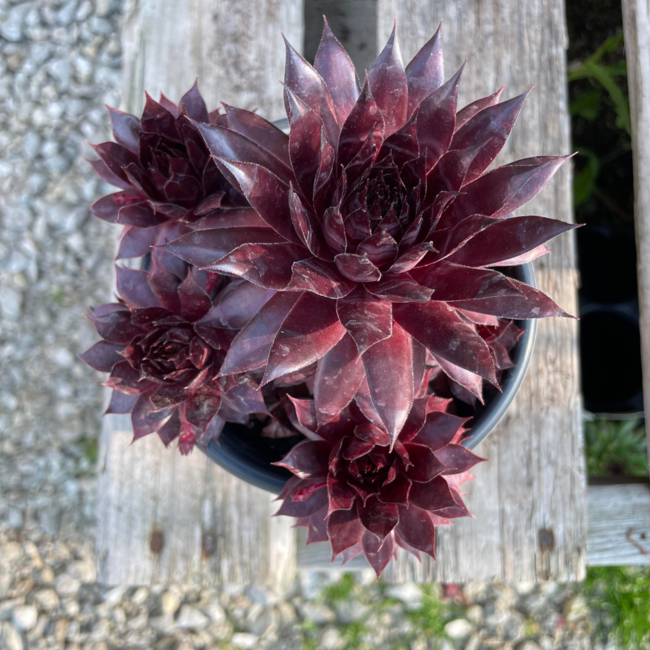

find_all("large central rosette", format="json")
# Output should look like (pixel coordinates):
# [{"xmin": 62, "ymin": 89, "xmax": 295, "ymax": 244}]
[{"xmin": 162, "ymin": 21, "xmax": 577, "ymax": 448}]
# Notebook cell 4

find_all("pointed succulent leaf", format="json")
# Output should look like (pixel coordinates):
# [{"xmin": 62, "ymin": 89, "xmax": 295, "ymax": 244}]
[
  {"xmin": 314, "ymin": 18, "xmax": 360, "ymax": 124},
  {"xmin": 334, "ymin": 253, "xmax": 382, "ymax": 282},
  {"xmin": 79, "ymin": 341, "xmax": 125, "ymax": 372},
  {"xmin": 405, "ymin": 443, "xmax": 449, "ymax": 481},
  {"xmin": 362, "ymin": 529, "xmax": 395, "ymax": 578},
  {"xmin": 275, "ymin": 440, "xmax": 331, "ymax": 477},
  {"xmin": 366, "ymin": 276, "xmax": 433, "ymax": 303},
  {"xmin": 446, "ymin": 216, "xmax": 578, "ymax": 267},
  {"xmin": 396, "ymin": 504, "xmax": 436, "ymax": 558},
  {"xmin": 177, "ymin": 269, "xmax": 212, "ymax": 322},
  {"xmin": 367, "ymin": 24, "xmax": 408, "ymax": 136},
  {"xmin": 405, "ymin": 22, "xmax": 444, "ymax": 117},
  {"xmin": 455, "ymin": 87, "xmax": 504, "ymax": 131},
  {"xmin": 220, "ymin": 292, "xmax": 302, "ymax": 375},
  {"xmin": 412, "ymin": 262, "xmax": 523, "ymax": 301},
  {"xmin": 288, "ymin": 187, "xmax": 332, "ymax": 260},
  {"xmin": 179, "ymin": 80, "xmax": 209, "ymax": 122},
  {"xmin": 338, "ymin": 76, "xmax": 384, "ymax": 168},
  {"xmin": 394, "ymin": 301, "xmax": 497, "ymax": 383},
  {"xmin": 262, "ymin": 292, "xmax": 346, "ymax": 385},
  {"xmin": 289, "ymin": 108, "xmax": 325, "ymax": 200},
  {"xmin": 276, "ymin": 486, "xmax": 328, "ymax": 518},
  {"xmin": 412, "ymin": 411, "xmax": 468, "ymax": 451},
  {"xmin": 328, "ymin": 507, "xmax": 366, "ymax": 557},
  {"xmin": 434, "ymin": 354, "xmax": 484, "ymax": 402},
  {"xmin": 283, "ymin": 36, "xmax": 340, "ymax": 145},
  {"xmin": 409, "ymin": 476, "xmax": 458, "ymax": 511},
  {"xmin": 362, "ymin": 322, "xmax": 413, "ymax": 448},
  {"xmin": 222, "ymin": 103, "xmax": 290, "ymax": 167},
  {"xmin": 451, "ymin": 89, "xmax": 531, "ymax": 183},
  {"xmin": 207, "ymin": 242, "xmax": 309, "ymax": 290},
  {"xmin": 202, "ymin": 280, "xmax": 275, "ymax": 329},
  {"xmin": 215, "ymin": 160, "xmax": 300, "ymax": 243},
  {"xmin": 358, "ymin": 496, "xmax": 399, "ymax": 540},
  {"xmin": 448, "ymin": 278, "xmax": 573, "ymax": 319},
  {"xmin": 287, "ymin": 258, "xmax": 356, "ymax": 298},
  {"xmin": 116, "ymin": 266, "xmax": 160, "ymax": 309},
  {"xmin": 435, "ymin": 444, "xmax": 485, "ymax": 473},
  {"xmin": 314, "ymin": 334, "xmax": 365, "ymax": 426},
  {"xmin": 107, "ymin": 106, "xmax": 141, "ymax": 154},
  {"xmin": 416, "ymin": 63, "xmax": 464, "ymax": 170},
  {"xmin": 336, "ymin": 286, "xmax": 393, "ymax": 355},
  {"xmin": 163, "ymin": 227, "xmax": 283, "ymax": 268},
  {"xmin": 441, "ymin": 155, "xmax": 571, "ymax": 227}
]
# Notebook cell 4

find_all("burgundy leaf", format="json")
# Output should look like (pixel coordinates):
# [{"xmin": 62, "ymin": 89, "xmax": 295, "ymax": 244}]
[
  {"xmin": 116, "ymin": 266, "xmax": 160, "ymax": 309},
  {"xmin": 314, "ymin": 18, "xmax": 359, "ymax": 124},
  {"xmin": 416, "ymin": 63, "xmax": 464, "ymax": 170},
  {"xmin": 194, "ymin": 208, "xmax": 268, "ymax": 230},
  {"xmin": 358, "ymin": 496, "xmax": 399, "ymax": 540},
  {"xmin": 448, "ymin": 278, "xmax": 573, "ymax": 319},
  {"xmin": 285, "ymin": 396, "xmax": 319, "ymax": 438},
  {"xmin": 379, "ymin": 473, "xmax": 411, "ymax": 506},
  {"xmin": 288, "ymin": 187, "xmax": 333, "ymax": 260},
  {"xmin": 409, "ymin": 476, "xmax": 458, "ymax": 511},
  {"xmin": 288, "ymin": 258, "xmax": 356, "ymax": 299},
  {"xmin": 367, "ymin": 24, "xmax": 408, "ymax": 136},
  {"xmin": 362, "ymin": 322, "xmax": 413, "ymax": 448},
  {"xmin": 107, "ymin": 106, "xmax": 141, "ymax": 154},
  {"xmin": 451, "ymin": 89, "xmax": 531, "ymax": 183},
  {"xmin": 314, "ymin": 334, "xmax": 365, "ymax": 426},
  {"xmin": 334, "ymin": 253, "xmax": 382, "ymax": 282},
  {"xmin": 215, "ymin": 160, "xmax": 300, "ymax": 244},
  {"xmin": 328, "ymin": 506, "xmax": 365, "ymax": 557},
  {"xmin": 163, "ymin": 227, "xmax": 284, "ymax": 268},
  {"xmin": 275, "ymin": 440, "xmax": 331, "ymax": 477},
  {"xmin": 202, "ymin": 280, "xmax": 275, "ymax": 329},
  {"xmin": 412, "ymin": 262, "xmax": 522, "ymax": 301},
  {"xmin": 87, "ymin": 308, "xmax": 145, "ymax": 345},
  {"xmin": 363, "ymin": 529, "xmax": 395, "ymax": 578},
  {"xmin": 289, "ymin": 108, "xmax": 325, "ymax": 201},
  {"xmin": 79, "ymin": 341, "xmax": 124, "ymax": 372},
  {"xmin": 412, "ymin": 411, "xmax": 467, "ymax": 452},
  {"xmin": 445, "ymin": 216, "xmax": 578, "ymax": 268},
  {"xmin": 90, "ymin": 142, "xmax": 139, "ymax": 184},
  {"xmin": 222, "ymin": 103, "xmax": 290, "ymax": 167},
  {"xmin": 405, "ymin": 443, "xmax": 449, "ymax": 482},
  {"xmin": 434, "ymin": 354, "xmax": 484, "ymax": 402},
  {"xmin": 117, "ymin": 202, "xmax": 167, "ymax": 228},
  {"xmin": 276, "ymin": 485, "xmax": 328, "ymax": 518},
  {"xmin": 366, "ymin": 276, "xmax": 433, "ymax": 303},
  {"xmin": 195, "ymin": 123, "xmax": 293, "ymax": 184},
  {"xmin": 220, "ymin": 292, "xmax": 301, "ymax": 375},
  {"xmin": 396, "ymin": 504, "xmax": 436, "ymax": 558},
  {"xmin": 87, "ymin": 157, "xmax": 132, "ymax": 190},
  {"xmin": 131, "ymin": 393, "xmax": 173, "ymax": 440},
  {"xmin": 405, "ymin": 22, "xmax": 444, "ymax": 118},
  {"xmin": 490, "ymin": 243, "xmax": 551, "ymax": 267},
  {"xmin": 434, "ymin": 444, "xmax": 485, "ymax": 473},
  {"xmin": 440, "ymin": 155, "xmax": 571, "ymax": 227},
  {"xmin": 184, "ymin": 383, "xmax": 222, "ymax": 430},
  {"xmin": 262, "ymin": 292, "xmax": 346, "ymax": 385},
  {"xmin": 336, "ymin": 286, "xmax": 393, "ymax": 355},
  {"xmin": 455, "ymin": 87, "xmax": 503, "ymax": 131},
  {"xmin": 394, "ymin": 302, "xmax": 497, "ymax": 384},
  {"xmin": 208, "ymin": 242, "xmax": 309, "ymax": 290},
  {"xmin": 179, "ymin": 79, "xmax": 209, "ymax": 122},
  {"xmin": 338, "ymin": 76, "xmax": 384, "ymax": 168},
  {"xmin": 283, "ymin": 36, "xmax": 340, "ymax": 146},
  {"xmin": 106, "ymin": 389, "xmax": 139, "ymax": 414},
  {"xmin": 117, "ymin": 225, "xmax": 159, "ymax": 259},
  {"xmin": 177, "ymin": 269, "xmax": 212, "ymax": 322},
  {"xmin": 323, "ymin": 205, "xmax": 347, "ymax": 253},
  {"xmin": 357, "ymin": 228, "xmax": 398, "ymax": 269},
  {"xmin": 327, "ymin": 475, "xmax": 358, "ymax": 513}
]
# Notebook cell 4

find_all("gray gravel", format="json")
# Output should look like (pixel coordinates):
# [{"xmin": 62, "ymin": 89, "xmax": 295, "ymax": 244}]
[{"xmin": 0, "ymin": 1, "xmax": 603, "ymax": 649}]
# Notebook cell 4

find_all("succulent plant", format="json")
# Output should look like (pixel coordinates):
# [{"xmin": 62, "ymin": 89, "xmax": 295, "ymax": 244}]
[
  {"xmin": 162, "ymin": 21, "xmax": 578, "ymax": 449},
  {"xmin": 274, "ymin": 393, "xmax": 483, "ymax": 577},
  {"xmin": 88, "ymin": 81, "xmax": 266, "ymax": 260},
  {"xmin": 79, "ymin": 251, "xmax": 268, "ymax": 453}
]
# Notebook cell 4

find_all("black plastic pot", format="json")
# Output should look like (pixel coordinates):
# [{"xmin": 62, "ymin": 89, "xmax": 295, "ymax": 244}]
[{"xmin": 202, "ymin": 263, "xmax": 538, "ymax": 494}]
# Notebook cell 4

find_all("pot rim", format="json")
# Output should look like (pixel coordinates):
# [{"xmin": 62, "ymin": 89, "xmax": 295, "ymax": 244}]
[{"xmin": 203, "ymin": 263, "xmax": 538, "ymax": 493}]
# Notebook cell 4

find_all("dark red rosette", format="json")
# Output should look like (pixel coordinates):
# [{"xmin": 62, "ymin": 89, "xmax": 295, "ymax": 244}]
[
  {"xmin": 273, "ymin": 394, "xmax": 484, "ymax": 578},
  {"xmin": 80, "ymin": 251, "xmax": 269, "ymax": 453},
  {"xmin": 161, "ymin": 21, "xmax": 578, "ymax": 449},
  {"xmin": 88, "ymin": 81, "xmax": 273, "ymax": 260}
]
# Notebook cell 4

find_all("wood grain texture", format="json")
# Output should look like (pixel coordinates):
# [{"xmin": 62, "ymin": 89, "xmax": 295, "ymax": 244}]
[
  {"xmin": 96, "ymin": 0, "xmax": 303, "ymax": 589},
  {"xmin": 587, "ymin": 484, "xmax": 650, "ymax": 566},
  {"xmin": 622, "ymin": 0, "xmax": 650, "ymax": 470},
  {"xmin": 298, "ymin": 484, "xmax": 650, "ymax": 569},
  {"xmin": 377, "ymin": 0, "xmax": 586, "ymax": 582}
]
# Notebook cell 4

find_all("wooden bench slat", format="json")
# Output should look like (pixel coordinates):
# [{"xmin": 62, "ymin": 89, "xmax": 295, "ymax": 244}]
[
  {"xmin": 96, "ymin": 0, "xmax": 303, "ymax": 589},
  {"xmin": 378, "ymin": 0, "xmax": 586, "ymax": 582}
]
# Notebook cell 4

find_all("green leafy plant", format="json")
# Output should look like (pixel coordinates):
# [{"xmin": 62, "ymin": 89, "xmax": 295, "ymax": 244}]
[
  {"xmin": 586, "ymin": 566, "xmax": 650, "ymax": 648},
  {"xmin": 584, "ymin": 418, "xmax": 648, "ymax": 477}
]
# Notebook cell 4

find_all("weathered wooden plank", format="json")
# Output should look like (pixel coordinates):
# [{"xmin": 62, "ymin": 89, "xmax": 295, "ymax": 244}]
[
  {"xmin": 587, "ymin": 483, "xmax": 650, "ymax": 566},
  {"xmin": 297, "ymin": 484, "xmax": 650, "ymax": 570},
  {"xmin": 377, "ymin": 0, "xmax": 586, "ymax": 582},
  {"xmin": 622, "ymin": 0, "xmax": 650, "ymax": 468},
  {"xmin": 96, "ymin": 0, "xmax": 303, "ymax": 589}
]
